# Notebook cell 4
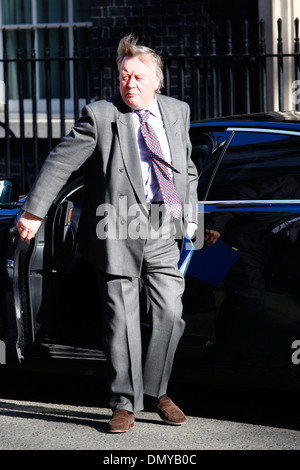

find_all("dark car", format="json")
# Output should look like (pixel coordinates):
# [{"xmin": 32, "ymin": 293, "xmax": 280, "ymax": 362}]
[{"xmin": 2, "ymin": 111, "xmax": 300, "ymax": 391}]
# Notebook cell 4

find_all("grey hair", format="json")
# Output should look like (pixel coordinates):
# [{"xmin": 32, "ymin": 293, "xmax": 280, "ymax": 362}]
[{"xmin": 116, "ymin": 33, "xmax": 164, "ymax": 93}]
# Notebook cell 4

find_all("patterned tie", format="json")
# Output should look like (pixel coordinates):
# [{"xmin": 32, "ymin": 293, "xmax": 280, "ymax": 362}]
[{"xmin": 135, "ymin": 110, "xmax": 182, "ymax": 218}]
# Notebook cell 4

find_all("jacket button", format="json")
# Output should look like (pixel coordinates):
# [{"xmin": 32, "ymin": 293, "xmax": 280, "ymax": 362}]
[{"xmin": 119, "ymin": 168, "xmax": 124, "ymax": 173}]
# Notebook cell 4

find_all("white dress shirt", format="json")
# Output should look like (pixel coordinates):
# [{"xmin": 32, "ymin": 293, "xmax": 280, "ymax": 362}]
[{"xmin": 132, "ymin": 99, "xmax": 173, "ymax": 203}]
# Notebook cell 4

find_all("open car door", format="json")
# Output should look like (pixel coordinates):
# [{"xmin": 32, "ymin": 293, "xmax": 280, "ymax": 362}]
[
  {"xmin": 2, "ymin": 179, "xmax": 83, "ymax": 362},
  {"xmin": 9, "ymin": 217, "xmax": 46, "ymax": 360}
]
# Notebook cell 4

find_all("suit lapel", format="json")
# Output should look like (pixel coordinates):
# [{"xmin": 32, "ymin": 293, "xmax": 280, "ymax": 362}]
[
  {"xmin": 156, "ymin": 95, "xmax": 186, "ymax": 202},
  {"xmin": 116, "ymin": 98, "xmax": 147, "ymax": 206}
]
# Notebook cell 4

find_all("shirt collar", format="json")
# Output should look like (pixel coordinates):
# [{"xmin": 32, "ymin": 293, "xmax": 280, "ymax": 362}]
[{"xmin": 132, "ymin": 97, "xmax": 160, "ymax": 118}]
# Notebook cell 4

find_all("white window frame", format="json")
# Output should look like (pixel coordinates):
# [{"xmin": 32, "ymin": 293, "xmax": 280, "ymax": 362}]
[{"xmin": 0, "ymin": 0, "xmax": 92, "ymax": 137}]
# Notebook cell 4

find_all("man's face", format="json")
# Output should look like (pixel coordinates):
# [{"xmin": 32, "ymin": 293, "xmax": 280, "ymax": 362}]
[{"xmin": 119, "ymin": 55, "xmax": 160, "ymax": 110}]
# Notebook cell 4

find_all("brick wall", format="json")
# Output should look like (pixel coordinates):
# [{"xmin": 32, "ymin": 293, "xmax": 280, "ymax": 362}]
[
  {"xmin": 91, "ymin": 0, "xmax": 210, "ymax": 53},
  {"xmin": 90, "ymin": 0, "xmax": 211, "ymax": 99},
  {"xmin": 91, "ymin": 0, "xmax": 258, "ymax": 53},
  {"xmin": 90, "ymin": 0, "xmax": 259, "ymax": 99}
]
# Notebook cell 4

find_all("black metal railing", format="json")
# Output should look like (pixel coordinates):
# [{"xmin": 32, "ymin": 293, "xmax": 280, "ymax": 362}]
[{"xmin": 1, "ymin": 18, "xmax": 300, "ymax": 193}]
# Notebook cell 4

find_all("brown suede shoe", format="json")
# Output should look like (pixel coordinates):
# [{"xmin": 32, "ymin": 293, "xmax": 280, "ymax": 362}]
[
  {"xmin": 153, "ymin": 397, "xmax": 186, "ymax": 425},
  {"xmin": 107, "ymin": 409, "xmax": 135, "ymax": 433}
]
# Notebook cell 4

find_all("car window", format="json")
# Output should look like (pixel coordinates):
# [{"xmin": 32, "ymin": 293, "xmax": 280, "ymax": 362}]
[
  {"xmin": 190, "ymin": 129, "xmax": 234, "ymax": 200},
  {"xmin": 190, "ymin": 134, "xmax": 213, "ymax": 174},
  {"xmin": 205, "ymin": 131, "xmax": 300, "ymax": 201}
]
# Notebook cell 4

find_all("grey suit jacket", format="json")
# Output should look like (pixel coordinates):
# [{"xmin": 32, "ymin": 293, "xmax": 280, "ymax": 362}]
[{"xmin": 23, "ymin": 93, "xmax": 198, "ymax": 276}]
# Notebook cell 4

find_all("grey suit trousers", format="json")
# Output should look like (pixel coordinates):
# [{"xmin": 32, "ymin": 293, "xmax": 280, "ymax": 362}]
[{"xmin": 97, "ymin": 211, "xmax": 185, "ymax": 412}]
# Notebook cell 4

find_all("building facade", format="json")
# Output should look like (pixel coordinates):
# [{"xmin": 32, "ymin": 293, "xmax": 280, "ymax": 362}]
[{"xmin": 0, "ymin": 0, "xmax": 299, "ymax": 189}]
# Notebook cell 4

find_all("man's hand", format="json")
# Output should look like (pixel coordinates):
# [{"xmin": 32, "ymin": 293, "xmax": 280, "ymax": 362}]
[
  {"xmin": 16, "ymin": 211, "xmax": 42, "ymax": 242},
  {"xmin": 204, "ymin": 228, "xmax": 220, "ymax": 247},
  {"xmin": 186, "ymin": 222, "xmax": 198, "ymax": 240}
]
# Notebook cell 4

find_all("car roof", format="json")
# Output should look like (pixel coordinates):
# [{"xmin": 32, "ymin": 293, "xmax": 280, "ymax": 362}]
[
  {"xmin": 191, "ymin": 111, "xmax": 300, "ymax": 131},
  {"xmin": 192, "ymin": 111, "xmax": 300, "ymax": 124}
]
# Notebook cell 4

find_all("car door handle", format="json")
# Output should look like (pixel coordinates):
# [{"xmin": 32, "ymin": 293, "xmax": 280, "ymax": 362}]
[{"xmin": 9, "ymin": 226, "xmax": 19, "ymax": 239}]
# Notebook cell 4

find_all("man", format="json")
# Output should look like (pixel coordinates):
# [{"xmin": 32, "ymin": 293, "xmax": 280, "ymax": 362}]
[{"xmin": 17, "ymin": 34, "xmax": 198, "ymax": 432}]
